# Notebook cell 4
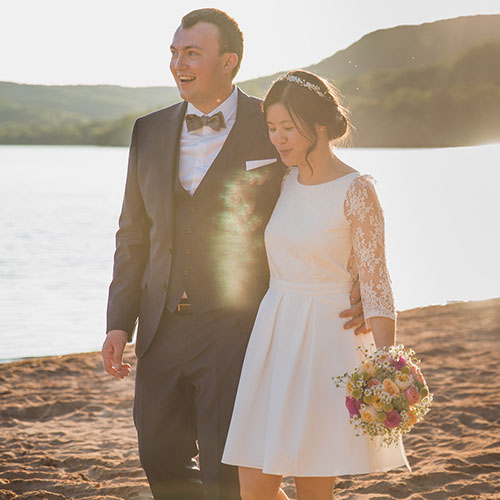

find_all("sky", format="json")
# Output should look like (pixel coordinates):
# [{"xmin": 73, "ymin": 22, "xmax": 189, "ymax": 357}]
[{"xmin": 2, "ymin": 0, "xmax": 499, "ymax": 87}]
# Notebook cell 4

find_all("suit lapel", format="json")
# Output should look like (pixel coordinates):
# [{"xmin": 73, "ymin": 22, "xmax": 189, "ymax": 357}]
[
  {"xmin": 158, "ymin": 101, "xmax": 186, "ymax": 245},
  {"xmin": 226, "ymin": 89, "xmax": 262, "ymax": 174},
  {"xmin": 192, "ymin": 89, "xmax": 262, "ymax": 197}
]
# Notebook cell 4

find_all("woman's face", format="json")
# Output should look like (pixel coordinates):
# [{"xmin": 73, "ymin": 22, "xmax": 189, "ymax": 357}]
[{"xmin": 266, "ymin": 103, "xmax": 314, "ymax": 168}]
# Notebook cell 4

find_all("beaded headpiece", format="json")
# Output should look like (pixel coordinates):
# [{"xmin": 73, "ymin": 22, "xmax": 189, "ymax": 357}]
[{"xmin": 278, "ymin": 74, "xmax": 332, "ymax": 100}]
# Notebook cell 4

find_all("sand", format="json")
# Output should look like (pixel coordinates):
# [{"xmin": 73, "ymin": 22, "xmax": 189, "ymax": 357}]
[{"xmin": 1, "ymin": 298, "xmax": 499, "ymax": 500}]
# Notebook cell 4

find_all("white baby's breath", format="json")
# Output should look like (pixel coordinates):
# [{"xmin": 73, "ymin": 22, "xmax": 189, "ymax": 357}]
[{"xmin": 333, "ymin": 343, "xmax": 433, "ymax": 446}]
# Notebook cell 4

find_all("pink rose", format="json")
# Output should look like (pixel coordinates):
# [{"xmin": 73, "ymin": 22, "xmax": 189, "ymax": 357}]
[
  {"xmin": 410, "ymin": 365, "xmax": 426, "ymax": 384},
  {"xmin": 384, "ymin": 410, "xmax": 402, "ymax": 429},
  {"xmin": 404, "ymin": 385, "xmax": 421, "ymax": 405},
  {"xmin": 367, "ymin": 378, "xmax": 380, "ymax": 388},
  {"xmin": 345, "ymin": 396, "xmax": 361, "ymax": 418},
  {"xmin": 392, "ymin": 355, "xmax": 407, "ymax": 370}
]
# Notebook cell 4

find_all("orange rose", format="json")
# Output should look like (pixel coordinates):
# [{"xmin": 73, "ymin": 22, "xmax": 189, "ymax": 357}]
[
  {"xmin": 361, "ymin": 360, "xmax": 377, "ymax": 377},
  {"xmin": 346, "ymin": 379, "xmax": 354, "ymax": 396},
  {"xmin": 360, "ymin": 406, "xmax": 378, "ymax": 423},
  {"xmin": 383, "ymin": 378, "xmax": 401, "ymax": 396},
  {"xmin": 370, "ymin": 394, "xmax": 385, "ymax": 412},
  {"xmin": 395, "ymin": 372, "xmax": 414, "ymax": 391},
  {"xmin": 408, "ymin": 409, "xmax": 418, "ymax": 426}
]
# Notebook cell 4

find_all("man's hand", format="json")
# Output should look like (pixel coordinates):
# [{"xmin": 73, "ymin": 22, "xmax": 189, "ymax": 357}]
[
  {"xmin": 339, "ymin": 280, "xmax": 371, "ymax": 336},
  {"xmin": 102, "ymin": 330, "xmax": 132, "ymax": 379}
]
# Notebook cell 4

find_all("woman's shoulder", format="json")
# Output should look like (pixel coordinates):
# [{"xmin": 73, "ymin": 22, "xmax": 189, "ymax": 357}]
[
  {"xmin": 344, "ymin": 173, "xmax": 383, "ymax": 221},
  {"xmin": 347, "ymin": 171, "xmax": 376, "ymax": 185},
  {"xmin": 345, "ymin": 172, "xmax": 378, "ymax": 198}
]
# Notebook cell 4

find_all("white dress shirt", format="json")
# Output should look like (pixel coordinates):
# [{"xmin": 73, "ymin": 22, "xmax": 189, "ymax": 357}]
[{"xmin": 179, "ymin": 86, "xmax": 238, "ymax": 196}]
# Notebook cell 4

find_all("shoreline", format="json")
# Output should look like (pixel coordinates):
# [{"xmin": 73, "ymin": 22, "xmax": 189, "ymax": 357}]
[
  {"xmin": 1, "ymin": 297, "xmax": 497, "ymax": 367},
  {"xmin": 1, "ymin": 297, "xmax": 500, "ymax": 499}
]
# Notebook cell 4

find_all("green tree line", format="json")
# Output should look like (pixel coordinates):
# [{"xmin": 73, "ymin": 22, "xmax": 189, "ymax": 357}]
[{"xmin": 1, "ymin": 14, "xmax": 499, "ymax": 148}]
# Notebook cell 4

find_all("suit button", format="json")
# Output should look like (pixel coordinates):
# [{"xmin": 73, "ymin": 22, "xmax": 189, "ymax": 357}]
[
  {"xmin": 184, "ymin": 248, "xmax": 191, "ymax": 255},
  {"xmin": 186, "ymin": 227, "xmax": 193, "ymax": 234},
  {"xmin": 162, "ymin": 283, "xmax": 168, "ymax": 292},
  {"xmin": 183, "ymin": 270, "xmax": 190, "ymax": 277}
]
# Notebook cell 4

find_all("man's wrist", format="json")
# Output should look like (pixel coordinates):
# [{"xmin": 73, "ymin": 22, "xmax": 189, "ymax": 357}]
[{"xmin": 106, "ymin": 329, "xmax": 129, "ymax": 341}]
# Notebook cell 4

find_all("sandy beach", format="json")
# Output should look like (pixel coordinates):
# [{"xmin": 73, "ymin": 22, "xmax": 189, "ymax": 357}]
[{"xmin": 1, "ymin": 298, "xmax": 499, "ymax": 500}]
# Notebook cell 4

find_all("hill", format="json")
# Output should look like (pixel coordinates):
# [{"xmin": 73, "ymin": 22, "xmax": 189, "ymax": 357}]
[
  {"xmin": 341, "ymin": 40, "xmax": 500, "ymax": 147},
  {"xmin": 239, "ymin": 14, "xmax": 500, "ymax": 98},
  {"xmin": 0, "ymin": 83, "xmax": 178, "ymax": 126},
  {"xmin": 1, "ymin": 14, "xmax": 499, "ymax": 147}
]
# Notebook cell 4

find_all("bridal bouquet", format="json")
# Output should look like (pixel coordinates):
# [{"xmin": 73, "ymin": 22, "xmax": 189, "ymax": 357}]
[{"xmin": 333, "ymin": 344, "xmax": 432, "ymax": 446}]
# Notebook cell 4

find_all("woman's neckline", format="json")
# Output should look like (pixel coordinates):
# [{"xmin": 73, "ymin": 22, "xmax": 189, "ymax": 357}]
[{"xmin": 294, "ymin": 168, "xmax": 359, "ymax": 187}]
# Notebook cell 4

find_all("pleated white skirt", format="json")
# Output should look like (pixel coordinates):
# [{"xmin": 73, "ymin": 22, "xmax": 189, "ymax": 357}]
[{"xmin": 222, "ymin": 279, "xmax": 411, "ymax": 476}]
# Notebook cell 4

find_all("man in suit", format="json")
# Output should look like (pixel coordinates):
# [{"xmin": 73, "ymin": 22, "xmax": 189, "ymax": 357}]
[{"xmin": 101, "ymin": 8, "xmax": 366, "ymax": 500}]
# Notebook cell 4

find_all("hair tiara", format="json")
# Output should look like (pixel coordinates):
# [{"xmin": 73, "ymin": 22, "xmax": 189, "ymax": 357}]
[{"xmin": 278, "ymin": 74, "xmax": 333, "ymax": 101}]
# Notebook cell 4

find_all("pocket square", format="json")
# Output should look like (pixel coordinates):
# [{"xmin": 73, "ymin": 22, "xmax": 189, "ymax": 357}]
[{"xmin": 245, "ymin": 158, "xmax": 277, "ymax": 170}]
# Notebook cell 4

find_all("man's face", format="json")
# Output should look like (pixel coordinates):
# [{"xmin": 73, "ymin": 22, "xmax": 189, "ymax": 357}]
[{"xmin": 170, "ymin": 22, "xmax": 229, "ymax": 111}]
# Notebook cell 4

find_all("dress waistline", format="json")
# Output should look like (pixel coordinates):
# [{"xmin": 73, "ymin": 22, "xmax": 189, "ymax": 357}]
[{"xmin": 269, "ymin": 277, "xmax": 353, "ymax": 295}]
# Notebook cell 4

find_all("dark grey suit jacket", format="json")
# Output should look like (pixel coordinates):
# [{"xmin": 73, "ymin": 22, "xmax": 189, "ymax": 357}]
[{"xmin": 106, "ymin": 88, "xmax": 283, "ymax": 357}]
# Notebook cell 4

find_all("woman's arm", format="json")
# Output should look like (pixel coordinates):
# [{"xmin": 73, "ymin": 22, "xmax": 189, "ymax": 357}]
[
  {"xmin": 344, "ymin": 175, "xmax": 396, "ymax": 348},
  {"xmin": 368, "ymin": 317, "xmax": 395, "ymax": 349}
]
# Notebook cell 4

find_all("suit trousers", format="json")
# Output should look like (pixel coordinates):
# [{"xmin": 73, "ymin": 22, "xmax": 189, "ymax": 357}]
[{"xmin": 134, "ymin": 306, "xmax": 252, "ymax": 500}]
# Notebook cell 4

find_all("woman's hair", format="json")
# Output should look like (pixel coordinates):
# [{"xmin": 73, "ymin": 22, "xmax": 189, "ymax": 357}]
[{"xmin": 263, "ymin": 70, "xmax": 351, "ymax": 172}]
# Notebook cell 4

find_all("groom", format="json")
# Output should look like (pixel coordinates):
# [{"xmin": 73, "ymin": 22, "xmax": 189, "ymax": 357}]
[{"xmin": 102, "ymin": 8, "xmax": 366, "ymax": 500}]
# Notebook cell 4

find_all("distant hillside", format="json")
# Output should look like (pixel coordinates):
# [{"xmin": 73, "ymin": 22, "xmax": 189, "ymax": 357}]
[
  {"xmin": 311, "ymin": 15, "xmax": 500, "ymax": 78},
  {"xmin": 0, "ymin": 83, "xmax": 178, "ymax": 126},
  {"xmin": 239, "ymin": 14, "xmax": 500, "ymax": 97},
  {"xmin": 1, "ymin": 14, "xmax": 499, "ymax": 147},
  {"xmin": 344, "ymin": 40, "xmax": 500, "ymax": 146}
]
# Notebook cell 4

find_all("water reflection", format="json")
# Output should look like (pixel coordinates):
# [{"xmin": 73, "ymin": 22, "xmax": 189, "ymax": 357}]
[{"xmin": 0, "ymin": 144, "xmax": 499, "ymax": 360}]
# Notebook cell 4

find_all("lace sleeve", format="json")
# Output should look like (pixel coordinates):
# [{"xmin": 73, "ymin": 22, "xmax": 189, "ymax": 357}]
[{"xmin": 344, "ymin": 175, "xmax": 396, "ymax": 320}]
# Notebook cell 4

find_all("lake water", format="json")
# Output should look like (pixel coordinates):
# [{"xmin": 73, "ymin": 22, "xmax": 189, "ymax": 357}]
[{"xmin": 1, "ymin": 144, "xmax": 499, "ymax": 362}]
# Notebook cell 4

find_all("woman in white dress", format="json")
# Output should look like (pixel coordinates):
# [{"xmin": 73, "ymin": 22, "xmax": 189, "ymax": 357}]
[{"xmin": 222, "ymin": 70, "xmax": 411, "ymax": 500}]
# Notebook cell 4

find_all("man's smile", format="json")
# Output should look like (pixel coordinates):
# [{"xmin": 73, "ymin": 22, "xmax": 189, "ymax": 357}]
[{"xmin": 178, "ymin": 75, "xmax": 197, "ymax": 83}]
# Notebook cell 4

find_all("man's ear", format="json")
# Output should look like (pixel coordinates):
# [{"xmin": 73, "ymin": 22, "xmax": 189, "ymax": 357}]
[{"xmin": 222, "ymin": 52, "xmax": 238, "ymax": 75}]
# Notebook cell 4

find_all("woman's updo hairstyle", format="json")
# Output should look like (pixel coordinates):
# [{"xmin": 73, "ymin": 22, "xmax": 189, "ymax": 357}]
[{"xmin": 263, "ymin": 69, "xmax": 351, "ymax": 145}]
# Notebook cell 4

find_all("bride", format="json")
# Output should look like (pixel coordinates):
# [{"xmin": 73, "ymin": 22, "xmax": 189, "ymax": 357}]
[{"xmin": 222, "ymin": 70, "xmax": 410, "ymax": 500}]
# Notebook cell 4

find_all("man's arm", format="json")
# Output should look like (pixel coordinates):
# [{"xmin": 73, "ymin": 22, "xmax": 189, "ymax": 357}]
[
  {"xmin": 103, "ymin": 120, "xmax": 151, "ymax": 376},
  {"xmin": 106, "ymin": 119, "xmax": 151, "ymax": 336}
]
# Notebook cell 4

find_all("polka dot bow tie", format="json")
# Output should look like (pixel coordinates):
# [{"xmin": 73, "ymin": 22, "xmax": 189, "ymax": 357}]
[{"xmin": 185, "ymin": 111, "xmax": 226, "ymax": 132}]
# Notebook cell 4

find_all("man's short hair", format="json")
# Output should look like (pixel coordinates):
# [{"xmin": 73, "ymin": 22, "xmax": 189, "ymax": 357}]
[{"xmin": 182, "ymin": 8, "xmax": 244, "ymax": 78}]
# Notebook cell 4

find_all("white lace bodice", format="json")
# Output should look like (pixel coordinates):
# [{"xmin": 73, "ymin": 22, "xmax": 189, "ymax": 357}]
[{"xmin": 264, "ymin": 168, "xmax": 395, "ymax": 320}]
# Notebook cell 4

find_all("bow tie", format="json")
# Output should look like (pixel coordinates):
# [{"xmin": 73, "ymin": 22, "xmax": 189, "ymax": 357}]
[{"xmin": 185, "ymin": 111, "xmax": 226, "ymax": 132}]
